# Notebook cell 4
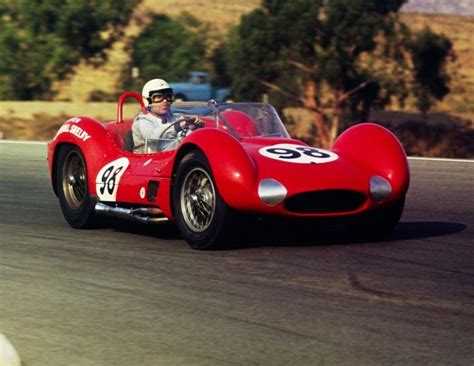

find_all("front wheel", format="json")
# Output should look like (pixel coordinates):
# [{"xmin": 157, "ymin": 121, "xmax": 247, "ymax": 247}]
[
  {"xmin": 56, "ymin": 145, "xmax": 97, "ymax": 228},
  {"xmin": 172, "ymin": 150, "xmax": 233, "ymax": 250},
  {"xmin": 347, "ymin": 196, "xmax": 405, "ymax": 241}
]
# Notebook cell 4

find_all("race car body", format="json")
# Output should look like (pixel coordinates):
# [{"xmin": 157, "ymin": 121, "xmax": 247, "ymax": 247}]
[{"xmin": 47, "ymin": 92, "xmax": 409, "ymax": 249}]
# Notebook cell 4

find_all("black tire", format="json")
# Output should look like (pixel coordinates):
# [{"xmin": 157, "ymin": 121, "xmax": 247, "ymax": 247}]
[
  {"xmin": 347, "ymin": 196, "xmax": 405, "ymax": 241},
  {"xmin": 56, "ymin": 145, "xmax": 96, "ymax": 228},
  {"xmin": 172, "ymin": 150, "xmax": 233, "ymax": 250}
]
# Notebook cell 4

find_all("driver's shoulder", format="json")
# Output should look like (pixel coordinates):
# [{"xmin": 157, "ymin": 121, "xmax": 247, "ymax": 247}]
[{"xmin": 134, "ymin": 112, "xmax": 159, "ymax": 124}]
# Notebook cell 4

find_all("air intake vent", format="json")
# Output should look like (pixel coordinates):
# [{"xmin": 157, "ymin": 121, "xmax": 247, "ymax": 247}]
[
  {"xmin": 147, "ymin": 181, "xmax": 159, "ymax": 202},
  {"xmin": 284, "ymin": 190, "xmax": 366, "ymax": 213}
]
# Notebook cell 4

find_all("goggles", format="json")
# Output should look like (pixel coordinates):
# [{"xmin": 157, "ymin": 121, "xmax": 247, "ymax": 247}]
[{"xmin": 149, "ymin": 91, "xmax": 175, "ymax": 103}]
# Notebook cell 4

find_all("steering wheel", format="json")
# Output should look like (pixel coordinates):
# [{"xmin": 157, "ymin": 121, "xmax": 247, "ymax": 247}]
[{"xmin": 157, "ymin": 116, "xmax": 204, "ymax": 140}]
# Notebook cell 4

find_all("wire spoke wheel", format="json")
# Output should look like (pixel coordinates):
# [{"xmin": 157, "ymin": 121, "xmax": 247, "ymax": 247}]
[
  {"xmin": 173, "ymin": 150, "xmax": 234, "ymax": 250},
  {"xmin": 62, "ymin": 151, "xmax": 87, "ymax": 210},
  {"xmin": 56, "ymin": 145, "xmax": 96, "ymax": 229},
  {"xmin": 180, "ymin": 167, "xmax": 216, "ymax": 233}
]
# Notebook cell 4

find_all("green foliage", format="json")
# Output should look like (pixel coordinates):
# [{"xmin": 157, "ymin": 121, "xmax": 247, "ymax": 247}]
[
  {"xmin": 316, "ymin": 0, "xmax": 408, "ymax": 120},
  {"xmin": 124, "ymin": 13, "xmax": 207, "ymax": 91},
  {"xmin": 224, "ymin": 0, "xmax": 406, "ymax": 114},
  {"xmin": 221, "ymin": 0, "xmax": 453, "ymax": 122},
  {"xmin": 409, "ymin": 27, "xmax": 453, "ymax": 114},
  {"xmin": 209, "ymin": 43, "xmax": 232, "ymax": 87},
  {"xmin": 225, "ymin": 1, "xmax": 321, "ymax": 102},
  {"xmin": 0, "ymin": 0, "xmax": 139, "ymax": 100}
]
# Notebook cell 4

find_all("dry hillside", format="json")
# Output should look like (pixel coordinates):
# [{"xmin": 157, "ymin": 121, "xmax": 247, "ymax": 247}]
[
  {"xmin": 400, "ymin": 13, "xmax": 474, "ymax": 118},
  {"xmin": 1, "ymin": 3, "xmax": 473, "ymax": 158},
  {"xmin": 52, "ymin": 4, "xmax": 473, "ymax": 119},
  {"xmin": 53, "ymin": 0, "xmax": 260, "ymax": 102}
]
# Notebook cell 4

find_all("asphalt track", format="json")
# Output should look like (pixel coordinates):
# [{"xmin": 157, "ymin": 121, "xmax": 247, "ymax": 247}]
[{"xmin": 0, "ymin": 141, "xmax": 473, "ymax": 365}]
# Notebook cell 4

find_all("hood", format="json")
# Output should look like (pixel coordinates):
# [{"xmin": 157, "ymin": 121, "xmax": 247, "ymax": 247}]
[{"xmin": 242, "ymin": 139, "xmax": 375, "ymax": 197}]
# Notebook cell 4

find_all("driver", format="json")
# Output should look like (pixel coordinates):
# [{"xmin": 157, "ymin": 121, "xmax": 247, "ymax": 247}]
[{"xmin": 132, "ymin": 78, "xmax": 202, "ymax": 153}]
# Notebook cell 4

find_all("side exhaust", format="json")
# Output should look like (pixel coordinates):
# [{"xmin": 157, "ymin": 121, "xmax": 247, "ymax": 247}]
[{"xmin": 95, "ymin": 202, "xmax": 168, "ymax": 224}]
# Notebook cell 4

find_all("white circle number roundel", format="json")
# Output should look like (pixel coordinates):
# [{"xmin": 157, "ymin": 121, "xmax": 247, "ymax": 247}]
[
  {"xmin": 95, "ymin": 157, "xmax": 130, "ymax": 201},
  {"xmin": 259, "ymin": 144, "xmax": 338, "ymax": 164}
]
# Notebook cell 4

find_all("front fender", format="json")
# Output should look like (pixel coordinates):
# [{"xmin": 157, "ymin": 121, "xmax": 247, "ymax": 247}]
[
  {"xmin": 174, "ymin": 128, "xmax": 258, "ymax": 209},
  {"xmin": 332, "ymin": 123, "xmax": 410, "ymax": 201}
]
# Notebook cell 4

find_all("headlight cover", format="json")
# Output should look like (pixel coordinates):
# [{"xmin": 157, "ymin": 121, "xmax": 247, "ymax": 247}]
[
  {"xmin": 258, "ymin": 179, "xmax": 287, "ymax": 206},
  {"xmin": 370, "ymin": 175, "xmax": 392, "ymax": 203}
]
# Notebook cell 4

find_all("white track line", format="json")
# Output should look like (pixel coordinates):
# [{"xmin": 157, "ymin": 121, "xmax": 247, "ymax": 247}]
[
  {"xmin": 0, "ymin": 140, "xmax": 47, "ymax": 145},
  {"xmin": 407, "ymin": 156, "xmax": 474, "ymax": 163}
]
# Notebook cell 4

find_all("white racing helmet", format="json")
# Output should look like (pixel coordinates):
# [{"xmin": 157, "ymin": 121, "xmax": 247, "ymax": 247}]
[{"xmin": 141, "ymin": 79, "xmax": 173, "ymax": 103}]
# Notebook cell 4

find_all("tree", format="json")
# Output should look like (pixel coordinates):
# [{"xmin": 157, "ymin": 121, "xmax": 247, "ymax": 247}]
[
  {"xmin": 0, "ymin": 0, "xmax": 139, "ymax": 100},
  {"xmin": 123, "ymin": 12, "xmax": 207, "ymax": 91},
  {"xmin": 223, "ymin": 0, "xmax": 453, "ymax": 148},
  {"xmin": 409, "ymin": 27, "xmax": 453, "ymax": 116},
  {"xmin": 209, "ymin": 43, "xmax": 232, "ymax": 87}
]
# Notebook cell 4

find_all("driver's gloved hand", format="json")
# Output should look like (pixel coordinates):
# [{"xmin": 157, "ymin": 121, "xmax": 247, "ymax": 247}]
[
  {"xmin": 185, "ymin": 116, "xmax": 204, "ymax": 130},
  {"xmin": 195, "ymin": 118, "xmax": 205, "ymax": 128}
]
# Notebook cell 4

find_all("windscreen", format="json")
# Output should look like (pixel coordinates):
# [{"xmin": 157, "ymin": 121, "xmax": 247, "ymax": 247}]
[{"xmin": 171, "ymin": 102, "xmax": 290, "ymax": 139}]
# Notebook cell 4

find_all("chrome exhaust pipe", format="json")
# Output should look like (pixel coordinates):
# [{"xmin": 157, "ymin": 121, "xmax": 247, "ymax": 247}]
[{"xmin": 95, "ymin": 203, "xmax": 168, "ymax": 224}]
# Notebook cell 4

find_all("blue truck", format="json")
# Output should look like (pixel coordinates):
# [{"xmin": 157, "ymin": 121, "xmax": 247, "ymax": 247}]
[{"xmin": 169, "ymin": 71, "xmax": 231, "ymax": 102}]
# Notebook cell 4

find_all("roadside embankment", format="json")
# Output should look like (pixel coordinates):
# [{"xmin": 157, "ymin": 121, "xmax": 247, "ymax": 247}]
[{"xmin": 1, "ymin": 101, "xmax": 472, "ymax": 158}]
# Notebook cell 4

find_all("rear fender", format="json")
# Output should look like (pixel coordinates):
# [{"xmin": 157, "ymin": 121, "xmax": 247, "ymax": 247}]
[
  {"xmin": 49, "ymin": 117, "xmax": 119, "ymax": 197},
  {"xmin": 332, "ymin": 123, "xmax": 410, "ymax": 201}
]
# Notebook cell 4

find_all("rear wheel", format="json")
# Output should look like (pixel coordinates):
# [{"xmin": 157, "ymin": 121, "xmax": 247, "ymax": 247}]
[
  {"xmin": 172, "ymin": 150, "xmax": 233, "ymax": 249},
  {"xmin": 56, "ymin": 145, "xmax": 96, "ymax": 228},
  {"xmin": 347, "ymin": 196, "xmax": 405, "ymax": 241}
]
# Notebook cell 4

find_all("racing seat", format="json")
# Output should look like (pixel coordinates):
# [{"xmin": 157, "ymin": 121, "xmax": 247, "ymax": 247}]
[{"xmin": 123, "ymin": 130, "xmax": 135, "ymax": 152}]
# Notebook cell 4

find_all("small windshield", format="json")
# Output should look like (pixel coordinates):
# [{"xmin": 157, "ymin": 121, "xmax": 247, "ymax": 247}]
[{"xmin": 171, "ymin": 102, "xmax": 290, "ymax": 139}]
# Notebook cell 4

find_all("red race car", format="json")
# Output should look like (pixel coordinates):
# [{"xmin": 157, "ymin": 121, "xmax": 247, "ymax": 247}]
[{"xmin": 47, "ymin": 91, "xmax": 409, "ymax": 249}]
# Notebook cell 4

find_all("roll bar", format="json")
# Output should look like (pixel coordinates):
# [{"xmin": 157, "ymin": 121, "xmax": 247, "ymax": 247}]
[{"xmin": 117, "ymin": 91, "xmax": 147, "ymax": 123}]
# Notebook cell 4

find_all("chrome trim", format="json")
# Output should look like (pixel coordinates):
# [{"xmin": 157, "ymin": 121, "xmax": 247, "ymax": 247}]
[
  {"xmin": 370, "ymin": 176, "xmax": 392, "ymax": 202},
  {"xmin": 207, "ymin": 99, "xmax": 219, "ymax": 128},
  {"xmin": 258, "ymin": 179, "xmax": 287, "ymax": 206},
  {"xmin": 180, "ymin": 167, "xmax": 216, "ymax": 233},
  {"xmin": 95, "ymin": 203, "xmax": 168, "ymax": 224}
]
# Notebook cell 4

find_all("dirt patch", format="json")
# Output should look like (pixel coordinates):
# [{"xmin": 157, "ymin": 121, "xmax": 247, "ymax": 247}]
[
  {"xmin": 283, "ymin": 109, "xmax": 474, "ymax": 159},
  {"xmin": 0, "ymin": 102, "xmax": 138, "ymax": 141},
  {"xmin": 371, "ymin": 111, "xmax": 474, "ymax": 158}
]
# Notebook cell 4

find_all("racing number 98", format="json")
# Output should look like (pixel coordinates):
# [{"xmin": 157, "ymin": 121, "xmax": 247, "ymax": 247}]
[
  {"xmin": 99, "ymin": 165, "xmax": 123, "ymax": 195},
  {"xmin": 266, "ymin": 146, "xmax": 331, "ymax": 159}
]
